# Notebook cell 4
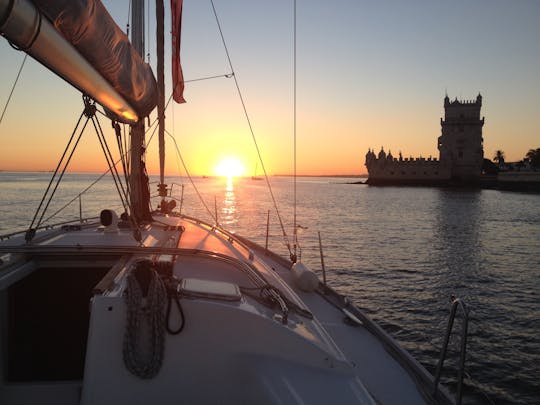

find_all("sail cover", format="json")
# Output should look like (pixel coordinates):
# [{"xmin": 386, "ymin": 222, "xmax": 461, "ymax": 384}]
[{"xmin": 32, "ymin": 0, "xmax": 157, "ymax": 118}]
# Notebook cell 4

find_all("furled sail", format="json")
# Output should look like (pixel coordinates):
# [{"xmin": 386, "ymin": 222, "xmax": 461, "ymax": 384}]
[
  {"xmin": 0, "ymin": 0, "xmax": 157, "ymax": 121},
  {"xmin": 32, "ymin": 0, "xmax": 157, "ymax": 118}
]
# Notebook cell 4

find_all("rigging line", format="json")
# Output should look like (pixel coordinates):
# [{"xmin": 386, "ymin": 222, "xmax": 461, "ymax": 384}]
[
  {"xmin": 153, "ymin": 73, "xmax": 231, "ymax": 132},
  {"xmin": 293, "ymin": 0, "xmax": 297, "ymax": 261},
  {"xmin": 168, "ymin": 70, "xmax": 233, "ymax": 109},
  {"xmin": 91, "ymin": 115, "xmax": 130, "ymax": 212},
  {"xmin": 95, "ymin": 106, "xmax": 158, "ymax": 157},
  {"xmin": 115, "ymin": 125, "xmax": 127, "ymax": 175},
  {"xmin": 84, "ymin": 108, "xmax": 137, "ymax": 185},
  {"xmin": 42, "ymin": 171, "xmax": 113, "ymax": 225},
  {"xmin": 164, "ymin": 126, "xmax": 187, "ymax": 190},
  {"xmin": 166, "ymin": 129, "xmax": 216, "ymax": 223},
  {"xmin": 172, "ymin": 87, "xmax": 175, "ymax": 153},
  {"xmin": 156, "ymin": 0, "xmax": 166, "ymax": 188},
  {"xmin": 114, "ymin": 122, "xmax": 131, "ymax": 200},
  {"xmin": 27, "ymin": 110, "xmax": 85, "ymax": 231},
  {"xmin": 184, "ymin": 73, "xmax": 234, "ymax": 84},
  {"xmin": 98, "ymin": 126, "xmax": 130, "ymax": 214},
  {"xmin": 34, "ymin": 116, "xmax": 91, "ymax": 231},
  {"xmin": 124, "ymin": 123, "xmax": 131, "ymax": 176},
  {"xmin": 43, "ymin": 155, "xmax": 127, "ymax": 224},
  {"xmin": 209, "ymin": 0, "xmax": 293, "ymax": 256},
  {"xmin": 145, "ymin": 115, "xmax": 160, "ymax": 145},
  {"xmin": 113, "ymin": 124, "xmax": 126, "ymax": 173},
  {"xmin": 145, "ymin": 113, "xmax": 159, "ymax": 134},
  {"xmin": 97, "ymin": 107, "xmax": 157, "ymax": 137},
  {"xmin": 93, "ymin": 117, "xmax": 128, "ymax": 204},
  {"xmin": 146, "ymin": 0, "xmax": 151, "ymax": 63},
  {"xmin": 0, "ymin": 53, "xmax": 27, "ymax": 125},
  {"xmin": 126, "ymin": 0, "xmax": 132, "ymax": 35},
  {"xmin": 41, "ymin": 123, "xmax": 140, "ymax": 225},
  {"xmin": 143, "ymin": 72, "xmax": 231, "ymax": 136},
  {"xmin": 170, "ymin": 85, "xmax": 183, "ymax": 191},
  {"xmin": 166, "ymin": 73, "xmax": 233, "ymax": 121}
]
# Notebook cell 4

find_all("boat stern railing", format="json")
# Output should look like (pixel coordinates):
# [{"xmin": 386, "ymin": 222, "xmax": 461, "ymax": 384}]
[{"xmin": 433, "ymin": 295, "xmax": 470, "ymax": 405}]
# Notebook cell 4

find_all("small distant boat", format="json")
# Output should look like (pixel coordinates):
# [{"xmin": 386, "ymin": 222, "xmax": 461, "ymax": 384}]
[{"xmin": 251, "ymin": 162, "xmax": 263, "ymax": 180}]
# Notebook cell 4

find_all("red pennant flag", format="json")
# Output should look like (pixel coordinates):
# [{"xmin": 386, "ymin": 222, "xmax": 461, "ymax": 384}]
[{"xmin": 171, "ymin": 0, "xmax": 185, "ymax": 103}]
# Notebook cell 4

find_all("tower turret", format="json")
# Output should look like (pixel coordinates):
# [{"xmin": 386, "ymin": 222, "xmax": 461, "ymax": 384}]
[
  {"xmin": 438, "ymin": 94, "xmax": 484, "ymax": 182},
  {"xmin": 364, "ymin": 148, "xmax": 376, "ymax": 169}
]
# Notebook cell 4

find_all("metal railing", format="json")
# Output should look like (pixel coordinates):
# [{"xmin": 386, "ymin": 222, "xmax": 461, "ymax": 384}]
[{"xmin": 433, "ymin": 295, "xmax": 469, "ymax": 405}]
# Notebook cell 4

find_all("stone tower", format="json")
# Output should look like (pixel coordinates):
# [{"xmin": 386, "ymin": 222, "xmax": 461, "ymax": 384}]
[{"xmin": 438, "ymin": 94, "xmax": 484, "ymax": 182}]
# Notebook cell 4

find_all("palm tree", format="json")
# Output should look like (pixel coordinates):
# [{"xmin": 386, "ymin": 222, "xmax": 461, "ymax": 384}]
[
  {"xmin": 525, "ymin": 148, "xmax": 540, "ymax": 169},
  {"xmin": 493, "ymin": 150, "xmax": 505, "ymax": 167}
]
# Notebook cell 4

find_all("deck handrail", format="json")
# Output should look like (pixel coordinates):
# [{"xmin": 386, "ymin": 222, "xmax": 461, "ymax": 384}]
[
  {"xmin": 0, "ymin": 217, "xmax": 97, "ymax": 241},
  {"xmin": 433, "ymin": 295, "xmax": 469, "ymax": 405}
]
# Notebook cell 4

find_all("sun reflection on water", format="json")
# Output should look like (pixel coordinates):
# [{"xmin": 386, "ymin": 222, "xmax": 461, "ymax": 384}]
[{"xmin": 220, "ymin": 177, "xmax": 237, "ymax": 228}]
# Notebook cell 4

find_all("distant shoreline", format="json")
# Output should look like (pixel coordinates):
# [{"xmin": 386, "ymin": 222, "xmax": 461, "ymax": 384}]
[
  {"xmin": 0, "ymin": 170, "xmax": 369, "ymax": 178},
  {"xmin": 272, "ymin": 174, "xmax": 367, "ymax": 178}
]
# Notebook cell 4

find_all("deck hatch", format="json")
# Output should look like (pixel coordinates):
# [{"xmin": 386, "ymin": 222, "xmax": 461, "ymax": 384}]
[{"xmin": 180, "ymin": 278, "xmax": 241, "ymax": 301}]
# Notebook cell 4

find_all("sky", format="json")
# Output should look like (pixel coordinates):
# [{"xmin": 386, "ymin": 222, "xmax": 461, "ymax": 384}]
[{"xmin": 0, "ymin": 0, "xmax": 539, "ymax": 176}]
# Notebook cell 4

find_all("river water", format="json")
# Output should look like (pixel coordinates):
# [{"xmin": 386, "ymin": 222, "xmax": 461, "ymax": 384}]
[{"xmin": 0, "ymin": 171, "xmax": 538, "ymax": 404}]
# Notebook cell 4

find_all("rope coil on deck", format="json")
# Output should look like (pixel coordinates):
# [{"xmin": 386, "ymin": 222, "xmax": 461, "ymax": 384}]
[{"xmin": 123, "ymin": 261, "xmax": 167, "ymax": 379}]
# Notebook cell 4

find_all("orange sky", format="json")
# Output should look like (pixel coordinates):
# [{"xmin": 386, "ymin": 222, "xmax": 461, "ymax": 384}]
[{"xmin": 1, "ymin": 1, "xmax": 538, "ymax": 176}]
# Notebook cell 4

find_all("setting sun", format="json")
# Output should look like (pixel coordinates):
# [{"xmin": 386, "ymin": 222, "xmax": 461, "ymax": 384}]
[{"xmin": 214, "ymin": 157, "xmax": 246, "ymax": 178}]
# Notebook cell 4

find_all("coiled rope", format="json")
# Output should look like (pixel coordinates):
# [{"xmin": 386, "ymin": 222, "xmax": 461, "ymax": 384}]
[{"xmin": 123, "ymin": 262, "xmax": 167, "ymax": 379}]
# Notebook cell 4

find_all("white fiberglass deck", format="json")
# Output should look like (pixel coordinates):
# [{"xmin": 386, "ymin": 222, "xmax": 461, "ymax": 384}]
[{"xmin": 0, "ymin": 214, "xmax": 450, "ymax": 404}]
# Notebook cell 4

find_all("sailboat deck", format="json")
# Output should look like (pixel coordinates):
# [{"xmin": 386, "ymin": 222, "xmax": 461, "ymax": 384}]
[{"xmin": 0, "ymin": 215, "xmax": 450, "ymax": 404}]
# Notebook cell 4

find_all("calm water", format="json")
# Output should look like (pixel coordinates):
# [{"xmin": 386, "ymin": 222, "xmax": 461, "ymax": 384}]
[{"xmin": 1, "ymin": 171, "xmax": 539, "ymax": 404}]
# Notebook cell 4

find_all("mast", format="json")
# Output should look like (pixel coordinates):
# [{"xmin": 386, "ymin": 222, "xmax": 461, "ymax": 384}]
[
  {"xmin": 129, "ymin": 0, "xmax": 152, "ymax": 222},
  {"xmin": 156, "ymin": 0, "xmax": 168, "ymax": 207}
]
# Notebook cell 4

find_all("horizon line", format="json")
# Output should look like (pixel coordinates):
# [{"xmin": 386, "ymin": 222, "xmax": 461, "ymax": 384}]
[{"xmin": 0, "ymin": 169, "xmax": 369, "ymax": 178}]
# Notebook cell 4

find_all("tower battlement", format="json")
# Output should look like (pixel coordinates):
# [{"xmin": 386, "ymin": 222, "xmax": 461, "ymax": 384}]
[{"xmin": 444, "ymin": 93, "xmax": 482, "ymax": 107}]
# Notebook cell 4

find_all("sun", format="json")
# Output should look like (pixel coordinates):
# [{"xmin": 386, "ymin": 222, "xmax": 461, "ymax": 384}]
[{"xmin": 214, "ymin": 157, "xmax": 246, "ymax": 178}]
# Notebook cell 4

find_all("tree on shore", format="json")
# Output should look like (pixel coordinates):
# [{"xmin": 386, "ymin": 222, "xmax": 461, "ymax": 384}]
[
  {"xmin": 493, "ymin": 150, "xmax": 505, "ymax": 167},
  {"xmin": 525, "ymin": 148, "xmax": 540, "ymax": 169},
  {"xmin": 482, "ymin": 158, "xmax": 499, "ymax": 175}
]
